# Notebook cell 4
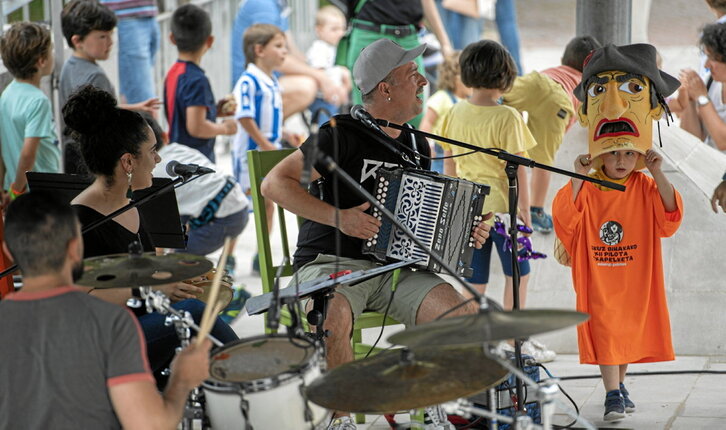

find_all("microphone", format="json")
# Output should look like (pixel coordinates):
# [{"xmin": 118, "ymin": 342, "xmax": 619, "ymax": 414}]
[
  {"xmin": 350, "ymin": 104, "xmax": 385, "ymax": 135},
  {"xmin": 165, "ymin": 160, "xmax": 215, "ymax": 178}
]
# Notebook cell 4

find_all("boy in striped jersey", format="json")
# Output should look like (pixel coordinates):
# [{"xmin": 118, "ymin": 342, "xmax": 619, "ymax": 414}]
[{"xmin": 232, "ymin": 24, "xmax": 287, "ymax": 271}]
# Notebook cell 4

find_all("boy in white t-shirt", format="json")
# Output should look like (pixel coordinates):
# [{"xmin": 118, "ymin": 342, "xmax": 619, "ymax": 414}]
[{"xmin": 305, "ymin": 5, "xmax": 352, "ymax": 125}]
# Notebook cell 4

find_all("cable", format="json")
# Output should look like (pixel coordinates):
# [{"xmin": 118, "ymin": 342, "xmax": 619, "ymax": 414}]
[
  {"xmin": 538, "ymin": 364, "xmax": 580, "ymax": 429},
  {"xmin": 364, "ymin": 269, "xmax": 399, "ymax": 358},
  {"xmin": 435, "ymin": 297, "xmax": 476, "ymax": 320},
  {"xmin": 558, "ymin": 369, "xmax": 726, "ymax": 380}
]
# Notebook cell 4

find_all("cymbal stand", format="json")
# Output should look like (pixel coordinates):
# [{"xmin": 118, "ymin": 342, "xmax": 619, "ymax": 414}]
[
  {"xmin": 139, "ymin": 287, "xmax": 220, "ymax": 430},
  {"xmin": 482, "ymin": 344, "xmax": 596, "ymax": 430},
  {"xmin": 140, "ymin": 287, "xmax": 224, "ymax": 347}
]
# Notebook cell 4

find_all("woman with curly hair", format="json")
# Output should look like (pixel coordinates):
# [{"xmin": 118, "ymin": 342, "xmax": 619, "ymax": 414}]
[
  {"xmin": 678, "ymin": 21, "xmax": 726, "ymax": 151},
  {"xmin": 63, "ymin": 85, "xmax": 237, "ymax": 387}
]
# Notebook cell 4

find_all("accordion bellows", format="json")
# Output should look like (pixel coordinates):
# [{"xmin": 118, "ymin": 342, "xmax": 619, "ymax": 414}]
[{"xmin": 362, "ymin": 168, "xmax": 490, "ymax": 277}]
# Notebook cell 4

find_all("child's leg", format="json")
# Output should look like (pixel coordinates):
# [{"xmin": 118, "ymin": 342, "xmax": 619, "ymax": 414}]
[
  {"xmin": 492, "ymin": 230, "xmax": 532, "ymax": 310},
  {"xmin": 265, "ymin": 199, "xmax": 275, "ymax": 234},
  {"xmin": 464, "ymin": 236, "xmax": 493, "ymax": 299},
  {"xmin": 599, "ymin": 364, "xmax": 621, "ymax": 392},
  {"xmin": 503, "ymin": 274, "xmax": 529, "ymax": 310},
  {"xmin": 619, "ymin": 364, "xmax": 628, "ymax": 383}
]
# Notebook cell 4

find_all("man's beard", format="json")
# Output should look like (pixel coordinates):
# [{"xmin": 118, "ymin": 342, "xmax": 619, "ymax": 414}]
[{"xmin": 71, "ymin": 261, "xmax": 84, "ymax": 283}]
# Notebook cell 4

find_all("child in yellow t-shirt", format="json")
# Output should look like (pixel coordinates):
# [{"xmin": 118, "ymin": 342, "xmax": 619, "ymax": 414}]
[
  {"xmin": 438, "ymin": 40, "xmax": 537, "ymax": 310},
  {"xmin": 420, "ymin": 51, "xmax": 471, "ymax": 173}
]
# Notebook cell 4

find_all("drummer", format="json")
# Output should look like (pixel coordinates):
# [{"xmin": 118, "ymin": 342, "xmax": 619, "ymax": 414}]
[
  {"xmin": 262, "ymin": 38, "xmax": 492, "ymax": 429},
  {"xmin": 62, "ymin": 85, "xmax": 238, "ymax": 387},
  {"xmin": 0, "ymin": 191, "xmax": 212, "ymax": 428}
]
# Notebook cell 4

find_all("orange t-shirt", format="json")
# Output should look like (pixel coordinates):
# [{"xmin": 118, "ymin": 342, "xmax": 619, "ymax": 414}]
[{"xmin": 552, "ymin": 171, "xmax": 683, "ymax": 365}]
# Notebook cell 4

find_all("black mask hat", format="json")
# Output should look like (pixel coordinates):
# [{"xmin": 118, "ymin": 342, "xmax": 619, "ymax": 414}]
[{"xmin": 574, "ymin": 43, "xmax": 680, "ymax": 102}]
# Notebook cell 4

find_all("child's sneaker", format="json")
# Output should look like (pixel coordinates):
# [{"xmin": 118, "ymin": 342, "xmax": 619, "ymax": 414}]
[
  {"xmin": 219, "ymin": 286, "xmax": 251, "ymax": 324},
  {"xmin": 327, "ymin": 416, "xmax": 357, "ymax": 430},
  {"xmin": 620, "ymin": 382, "xmax": 636, "ymax": 412},
  {"xmin": 530, "ymin": 207, "xmax": 553, "ymax": 234},
  {"xmin": 603, "ymin": 389, "xmax": 626, "ymax": 422},
  {"xmin": 521, "ymin": 339, "xmax": 556, "ymax": 363},
  {"xmin": 224, "ymin": 254, "xmax": 236, "ymax": 278}
]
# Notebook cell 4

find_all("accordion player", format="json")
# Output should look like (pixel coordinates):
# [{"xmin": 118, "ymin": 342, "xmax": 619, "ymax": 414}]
[{"xmin": 362, "ymin": 168, "xmax": 490, "ymax": 277}]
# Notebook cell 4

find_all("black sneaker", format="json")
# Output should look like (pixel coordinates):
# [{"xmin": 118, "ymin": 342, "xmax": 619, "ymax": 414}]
[
  {"xmin": 603, "ymin": 389, "xmax": 626, "ymax": 422},
  {"xmin": 620, "ymin": 382, "xmax": 636, "ymax": 412}
]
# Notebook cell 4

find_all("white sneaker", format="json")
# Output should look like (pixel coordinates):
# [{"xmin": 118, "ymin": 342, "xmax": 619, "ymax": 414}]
[
  {"xmin": 327, "ymin": 416, "xmax": 357, "ymax": 430},
  {"xmin": 423, "ymin": 405, "xmax": 454, "ymax": 429},
  {"xmin": 521, "ymin": 339, "xmax": 556, "ymax": 363}
]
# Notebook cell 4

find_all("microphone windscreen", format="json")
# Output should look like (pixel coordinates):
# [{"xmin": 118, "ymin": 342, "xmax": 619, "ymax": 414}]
[
  {"xmin": 165, "ymin": 160, "xmax": 180, "ymax": 177},
  {"xmin": 350, "ymin": 104, "xmax": 364, "ymax": 120}
]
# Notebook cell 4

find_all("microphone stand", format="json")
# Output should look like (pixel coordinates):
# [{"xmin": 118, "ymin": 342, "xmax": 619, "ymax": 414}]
[
  {"xmin": 0, "ymin": 172, "xmax": 205, "ymax": 281},
  {"xmin": 377, "ymin": 119, "xmax": 625, "ymax": 418}
]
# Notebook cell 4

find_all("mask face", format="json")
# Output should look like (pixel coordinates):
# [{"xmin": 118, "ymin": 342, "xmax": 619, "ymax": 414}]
[{"xmin": 578, "ymin": 71, "xmax": 663, "ymax": 168}]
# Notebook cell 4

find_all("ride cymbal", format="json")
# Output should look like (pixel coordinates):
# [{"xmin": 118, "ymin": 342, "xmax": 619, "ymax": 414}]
[
  {"xmin": 77, "ymin": 252, "xmax": 213, "ymax": 288},
  {"xmin": 388, "ymin": 309, "xmax": 589, "ymax": 347},
  {"xmin": 306, "ymin": 345, "xmax": 507, "ymax": 413}
]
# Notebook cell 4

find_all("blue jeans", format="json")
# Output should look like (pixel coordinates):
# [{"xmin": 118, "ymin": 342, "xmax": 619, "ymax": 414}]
[
  {"xmin": 308, "ymin": 97, "xmax": 339, "ymax": 126},
  {"xmin": 181, "ymin": 209, "xmax": 249, "ymax": 256},
  {"xmin": 437, "ymin": 0, "xmax": 523, "ymax": 75},
  {"xmin": 466, "ymin": 229, "xmax": 531, "ymax": 284},
  {"xmin": 117, "ymin": 17, "xmax": 160, "ymax": 103},
  {"xmin": 139, "ymin": 299, "xmax": 238, "ymax": 375}
]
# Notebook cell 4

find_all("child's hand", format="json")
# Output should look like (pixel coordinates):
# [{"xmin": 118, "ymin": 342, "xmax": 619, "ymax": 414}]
[
  {"xmin": 222, "ymin": 119, "xmax": 238, "ymax": 135},
  {"xmin": 711, "ymin": 180, "xmax": 726, "ymax": 213},
  {"xmin": 138, "ymin": 97, "xmax": 161, "ymax": 113},
  {"xmin": 574, "ymin": 153, "xmax": 592, "ymax": 175},
  {"xmin": 216, "ymin": 94, "xmax": 237, "ymax": 117},
  {"xmin": 644, "ymin": 149, "xmax": 663, "ymax": 173}
]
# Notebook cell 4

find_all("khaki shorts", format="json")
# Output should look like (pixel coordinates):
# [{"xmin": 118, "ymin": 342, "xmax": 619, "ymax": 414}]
[{"xmin": 291, "ymin": 254, "xmax": 445, "ymax": 327}]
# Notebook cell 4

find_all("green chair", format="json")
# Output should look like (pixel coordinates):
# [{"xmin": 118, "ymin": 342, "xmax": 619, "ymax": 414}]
[
  {"xmin": 247, "ymin": 148, "xmax": 401, "ymax": 339},
  {"xmin": 247, "ymin": 149, "xmax": 402, "ymax": 423}
]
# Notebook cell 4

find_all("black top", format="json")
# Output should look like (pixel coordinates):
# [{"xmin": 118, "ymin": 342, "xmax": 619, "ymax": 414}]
[
  {"xmin": 348, "ymin": 0, "xmax": 423, "ymax": 26},
  {"xmin": 73, "ymin": 205, "xmax": 154, "ymax": 258},
  {"xmin": 293, "ymin": 115, "xmax": 430, "ymax": 270}
]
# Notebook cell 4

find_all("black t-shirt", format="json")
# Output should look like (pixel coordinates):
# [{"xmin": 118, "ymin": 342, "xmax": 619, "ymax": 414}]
[
  {"xmin": 73, "ymin": 205, "xmax": 154, "ymax": 258},
  {"xmin": 293, "ymin": 115, "xmax": 430, "ymax": 270},
  {"xmin": 347, "ymin": 0, "xmax": 423, "ymax": 26}
]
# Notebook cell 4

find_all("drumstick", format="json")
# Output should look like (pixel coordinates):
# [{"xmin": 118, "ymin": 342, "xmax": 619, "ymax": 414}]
[{"xmin": 196, "ymin": 237, "xmax": 232, "ymax": 346}]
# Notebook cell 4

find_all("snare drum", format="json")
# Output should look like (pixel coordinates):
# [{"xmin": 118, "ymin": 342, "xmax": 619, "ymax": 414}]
[{"xmin": 202, "ymin": 334, "xmax": 330, "ymax": 429}]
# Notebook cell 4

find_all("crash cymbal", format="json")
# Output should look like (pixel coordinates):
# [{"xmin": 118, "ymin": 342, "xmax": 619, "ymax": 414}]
[
  {"xmin": 388, "ymin": 309, "xmax": 589, "ymax": 347},
  {"xmin": 306, "ymin": 345, "xmax": 507, "ymax": 413},
  {"xmin": 78, "ymin": 252, "xmax": 213, "ymax": 288}
]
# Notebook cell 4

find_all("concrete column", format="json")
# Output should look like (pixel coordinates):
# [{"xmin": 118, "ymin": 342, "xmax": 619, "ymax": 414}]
[{"xmin": 576, "ymin": 0, "xmax": 632, "ymax": 46}]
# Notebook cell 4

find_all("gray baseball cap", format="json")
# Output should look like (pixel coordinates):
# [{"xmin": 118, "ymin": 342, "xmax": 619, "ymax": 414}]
[{"xmin": 353, "ymin": 38, "xmax": 427, "ymax": 95}]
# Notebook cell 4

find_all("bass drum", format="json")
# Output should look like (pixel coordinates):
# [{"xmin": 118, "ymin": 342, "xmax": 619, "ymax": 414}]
[{"xmin": 202, "ymin": 334, "xmax": 330, "ymax": 429}]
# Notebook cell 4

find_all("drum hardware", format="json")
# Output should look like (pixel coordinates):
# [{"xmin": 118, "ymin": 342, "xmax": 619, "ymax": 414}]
[
  {"xmin": 202, "ymin": 335, "xmax": 330, "ymax": 429},
  {"xmin": 438, "ymin": 345, "xmax": 596, "ymax": 430},
  {"xmin": 305, "ymin": 344, "xmax": 508, "ymax": 414},
  {"xmin": 387, "ymin": 308, "xmax": 589, "ymax": 348}
]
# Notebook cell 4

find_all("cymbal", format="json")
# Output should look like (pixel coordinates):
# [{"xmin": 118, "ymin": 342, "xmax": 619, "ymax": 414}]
[
  {"xmin": 388, "ymin": 309, "xmax": 589, "ymax": 347},
  {"xmin": 78, "ymin": 252, "xmax": 213, "ymax": 288},
  {"xmin": 306, "ymin": 345, "xmax": 508, "ymax": 413}
]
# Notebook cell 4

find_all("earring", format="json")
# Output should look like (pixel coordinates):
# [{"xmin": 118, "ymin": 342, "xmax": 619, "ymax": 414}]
[
  {"xmin": 387, "ymin": 97, "xmax": 392, "ymax": 102},
  {"xmin": 127, "ymin": 170, "xmax": 133, "ymax": 185}
]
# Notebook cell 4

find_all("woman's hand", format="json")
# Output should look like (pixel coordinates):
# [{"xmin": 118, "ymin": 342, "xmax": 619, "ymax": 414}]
[{"xmin": 154, "ymin": 281, "xmax": 205, "ymax": 303}]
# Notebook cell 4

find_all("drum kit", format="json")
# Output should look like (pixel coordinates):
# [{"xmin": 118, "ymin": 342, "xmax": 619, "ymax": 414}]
[{"xmin": 78, "ymin": 251, "xmax": 593, "ymax": 430}]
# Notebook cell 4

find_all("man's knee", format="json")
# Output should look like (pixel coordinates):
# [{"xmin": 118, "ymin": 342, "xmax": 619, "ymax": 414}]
[
  {"xmin": 307, "ymin": 293, "xmax": 354, "ymax": 339},
  {"xmin": 417, "ymin": 283, "xmax": 476, "ymax": 324}
]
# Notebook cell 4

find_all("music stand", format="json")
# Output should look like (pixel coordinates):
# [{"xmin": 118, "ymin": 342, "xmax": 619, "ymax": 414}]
[{"xmin": 26, "ymin": 172, "xmax": 186, "ymax": 249}]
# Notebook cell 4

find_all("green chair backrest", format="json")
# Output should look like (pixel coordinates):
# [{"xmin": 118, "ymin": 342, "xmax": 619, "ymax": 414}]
[{"xmin": 247, "ymin": 148, "xmax": 297, "ymax": 297}]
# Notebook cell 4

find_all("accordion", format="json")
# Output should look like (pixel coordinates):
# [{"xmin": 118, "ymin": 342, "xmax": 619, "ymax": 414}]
[{"xmin": 362, "ymin": 168, "xmax": 490, "ymax": 277}]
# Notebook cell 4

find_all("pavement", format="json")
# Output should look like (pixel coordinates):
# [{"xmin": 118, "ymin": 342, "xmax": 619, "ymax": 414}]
[{"xmin": 205, "ymin": 2, "xmax": 726, "ymax": 428}]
